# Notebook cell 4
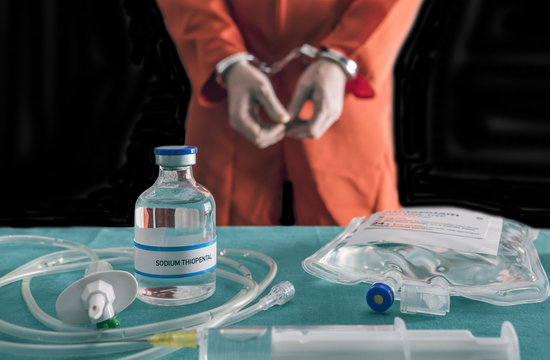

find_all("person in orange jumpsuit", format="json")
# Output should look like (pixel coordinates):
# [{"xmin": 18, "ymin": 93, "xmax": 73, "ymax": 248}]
[{"xmin": 156, "ymin": 0, "xmax": 423, "ymax": 225}]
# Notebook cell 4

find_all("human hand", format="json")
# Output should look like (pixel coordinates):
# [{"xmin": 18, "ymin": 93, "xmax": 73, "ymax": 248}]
[
  {"xmin": 286, "ymin": 59, "xmax": 347, "ymax": 139},
  {"xmin": 225, "ymin": 60, "xmax": 290, "ymax": 148}
]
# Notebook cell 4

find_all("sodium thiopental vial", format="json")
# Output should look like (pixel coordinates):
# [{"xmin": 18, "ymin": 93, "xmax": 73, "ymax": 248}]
[{"xmin": 134, "ymin": 145, "xmax": 216, "ymax": 305}]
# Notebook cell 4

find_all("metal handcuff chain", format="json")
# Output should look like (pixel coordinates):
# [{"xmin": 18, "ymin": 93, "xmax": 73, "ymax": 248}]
[{"xmin": 218, "ymin": 44, "xmax": 357, "ymax": 80}]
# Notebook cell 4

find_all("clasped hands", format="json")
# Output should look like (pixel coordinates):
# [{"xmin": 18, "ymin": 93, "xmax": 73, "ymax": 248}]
[{"xmin": 225, "ymin": 58, "xmax": 347, "ymax": 148}]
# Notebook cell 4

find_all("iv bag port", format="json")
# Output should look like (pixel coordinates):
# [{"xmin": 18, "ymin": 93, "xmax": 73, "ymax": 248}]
[{"xmin": 400, "ymin": 281, "xmax": 450, "ymax": 316}]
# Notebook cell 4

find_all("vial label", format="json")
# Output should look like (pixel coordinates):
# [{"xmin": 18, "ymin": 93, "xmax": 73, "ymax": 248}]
[{"xmin": 134, "ymin": 236, "xmax": 217, "ymax": 278}]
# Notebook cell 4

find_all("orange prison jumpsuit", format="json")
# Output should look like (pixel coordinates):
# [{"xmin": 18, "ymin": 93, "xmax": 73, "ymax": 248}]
[{"xmin": 156, "ymin": 0, "xmax": 423, "ymax": 225}]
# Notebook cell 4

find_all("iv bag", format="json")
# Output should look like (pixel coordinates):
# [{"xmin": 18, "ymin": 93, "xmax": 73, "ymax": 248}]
[{"xmin": 302, "ymin": 208, "xmax": 549, "ymax": 315}]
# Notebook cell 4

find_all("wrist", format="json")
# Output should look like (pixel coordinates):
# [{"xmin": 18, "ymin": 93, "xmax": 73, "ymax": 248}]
[
  {"xmin": 216, "ymin": 52, "xmax": 257, "ymax": 86},
  {"xmin": 318, "ymin": 47, "xmax": 358, "ymax": 79}
]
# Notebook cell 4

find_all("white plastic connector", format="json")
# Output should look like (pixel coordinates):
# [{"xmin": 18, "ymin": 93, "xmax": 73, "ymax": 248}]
[
  {"xmin": 88, "ymin": 293, "xmax": 106, "ymax": 320},
  {"xmin": 400, "ymin": 279, "xmax": 450, "ymax": 316},
  {"xmin": 257, "ymin": 281, "xmax": 295, "ymax": 311},
  {"xmin": 84, "ymin": 260, "xmax": 113, "ymax": 276},
  {"xmin": 80, "ymin": 279, "xmax": 116, "ymax": 323},
  {"xmin": 56, "ymin": 260, "xmax": 138, "ymax": 326}
]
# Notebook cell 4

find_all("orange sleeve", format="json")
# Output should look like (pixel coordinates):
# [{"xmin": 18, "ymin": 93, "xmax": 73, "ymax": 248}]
[
  {"xmin": 156, "ymin": 0, "xmax": 247, "ymax": 105},
  {"xmin": 320, "ymin": 0, "xmax": 423, "ymax": 94}
]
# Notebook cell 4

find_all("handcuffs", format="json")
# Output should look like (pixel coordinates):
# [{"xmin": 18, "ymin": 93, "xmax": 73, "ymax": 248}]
[{"xmin": 215, "ymin": 44, "xmax": 358, "ymax": 85}]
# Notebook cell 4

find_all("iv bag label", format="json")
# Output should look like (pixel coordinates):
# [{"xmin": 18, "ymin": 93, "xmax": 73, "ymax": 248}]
[
  {"xmin": 360, "ymin": 207, "xmax": 502, "ymax": 256},
  {"xmin": 368, "ymin": 208, "xmax": 490, "ymax": 239},
  {"xmin": 134, "ymin": 233, "xmax": 217, "ymax": 278}
]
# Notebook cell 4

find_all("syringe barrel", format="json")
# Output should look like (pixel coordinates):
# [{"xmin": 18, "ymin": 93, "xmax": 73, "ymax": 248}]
[
  {"xmin": 199, "ymin": 319, "xmax": 518, "ymax": 360},
  {"xmin": 271, "ymin": 323, "xmax": 409, "ymax": 360},
  {"xmin": 199, "ymin": 319, "xmax": 409, "ymax": 360}
]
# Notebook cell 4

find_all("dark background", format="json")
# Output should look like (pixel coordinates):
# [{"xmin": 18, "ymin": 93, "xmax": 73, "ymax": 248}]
[
  {"xmin": 394, "ymin": 0, "xmax": 550, "ymax": 227},
  {"xmin": 0, "ymin": 0, "xmax": 188, "ymax": 226},
  {"xmin": 1, "ymin": 0, "xmax": 549, "ymax": 227}
]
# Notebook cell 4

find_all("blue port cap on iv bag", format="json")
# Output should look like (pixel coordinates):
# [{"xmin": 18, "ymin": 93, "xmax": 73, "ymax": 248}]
[{"xmin": 366, "ymin": 282, "xmax": 395, "ymax": 312}]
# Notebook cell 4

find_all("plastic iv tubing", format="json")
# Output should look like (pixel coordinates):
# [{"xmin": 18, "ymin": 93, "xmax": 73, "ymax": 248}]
[
  {"xmin": 0, "ymin": 237, "xmax": 275, "ymax": 357},
  {"xmin": 0, "ymin": 235, "xmax": 281, "ymax": 358}
]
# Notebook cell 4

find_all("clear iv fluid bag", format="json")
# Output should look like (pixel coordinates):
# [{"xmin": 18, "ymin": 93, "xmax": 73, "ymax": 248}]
[
  {"xmin": 303, "ymin": 208, "xmax": 549, "ymax": 314},
  {"xmin": 134, "ymin": 146, "xmax": 216, "ymax": 306}
]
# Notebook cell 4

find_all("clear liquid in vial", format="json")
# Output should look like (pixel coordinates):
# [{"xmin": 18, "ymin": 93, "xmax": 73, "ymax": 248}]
[{"xmin": 134, "ymin": 188, "xmax": 216, "ymax": 306}]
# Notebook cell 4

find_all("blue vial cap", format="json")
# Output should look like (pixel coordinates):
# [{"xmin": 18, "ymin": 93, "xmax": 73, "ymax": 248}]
[
  {"xmin": 154, "ymin": 146, "xmax": 197, "ymax": 167},
  {"xmin": 366, "ymin": 282, "xmax": 394, "ymax": 312},
  {"xmin": 154, "ymin": 145, "xmax": 197, "ymax": 156}
]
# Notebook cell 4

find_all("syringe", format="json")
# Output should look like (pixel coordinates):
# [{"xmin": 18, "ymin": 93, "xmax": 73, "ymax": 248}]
[{"xmin": 147, "ymin": 317, "xmax": 519, "ymax": 360}]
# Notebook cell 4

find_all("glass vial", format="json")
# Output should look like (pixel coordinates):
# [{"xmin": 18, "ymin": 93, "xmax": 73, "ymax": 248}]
[{"xmin": 134, "ymin": 145, "xmax": 216, "ymax": 305}]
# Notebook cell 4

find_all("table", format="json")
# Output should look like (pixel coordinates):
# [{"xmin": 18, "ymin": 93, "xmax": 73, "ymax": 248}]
[{"xmin": 1, "ymin": 226, "xmax": 549, "ymax": 359}]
